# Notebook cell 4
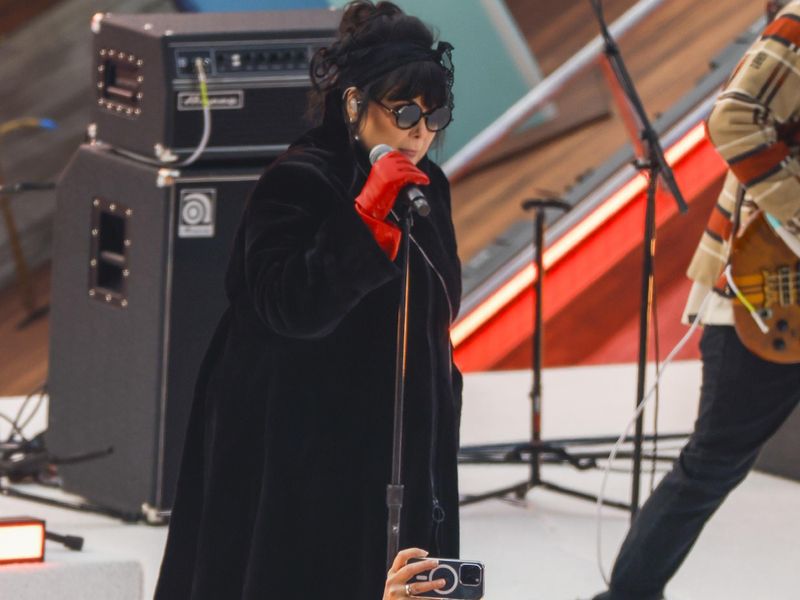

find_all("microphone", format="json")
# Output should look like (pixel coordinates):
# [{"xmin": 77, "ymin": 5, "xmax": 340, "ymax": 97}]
[{"xmin": 369, "ymin": 144, "xmax": 431, "ymax": 217}]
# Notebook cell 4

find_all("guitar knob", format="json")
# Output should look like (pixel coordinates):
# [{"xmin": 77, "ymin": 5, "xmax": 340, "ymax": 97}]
[
  {"xmin": 777, "ymin": 319, "xmax": 789, "ymax": 332},
  {"xmin": 773, "ymin": 338, "xmax": 787, "ymax": 351}
]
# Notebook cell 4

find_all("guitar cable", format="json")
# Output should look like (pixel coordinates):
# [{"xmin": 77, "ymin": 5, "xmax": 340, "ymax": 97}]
[
  {"xmin": 596, "ymin": 289, "xmax": 713, "ymax": 588},
  {"xmin": 111, "ymin": 57, "xmax": 211, "ymax": 168},
  {"xmin": 724, "ymin": 264, "xmax": 769, "ymax": 333}
]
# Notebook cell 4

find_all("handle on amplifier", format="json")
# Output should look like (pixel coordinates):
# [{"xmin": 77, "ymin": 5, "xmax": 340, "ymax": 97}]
[{"xmin": 89, "ymin": 197, "xmax": 132, "ymax": 308}]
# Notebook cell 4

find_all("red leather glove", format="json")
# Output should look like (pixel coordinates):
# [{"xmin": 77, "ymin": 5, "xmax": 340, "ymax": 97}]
[
  {"xmin": 355, "ymin": 151, "xmax": 430, "ymax": 260},
  {"xmin": 356, "ymin": 151, "xmax": 430, "ymax": 220}
]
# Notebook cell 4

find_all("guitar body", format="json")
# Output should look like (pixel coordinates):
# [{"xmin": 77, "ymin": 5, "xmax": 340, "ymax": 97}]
[{"xmin": 731, "ymin": 210, "xmax": 800, "ymax": 364}]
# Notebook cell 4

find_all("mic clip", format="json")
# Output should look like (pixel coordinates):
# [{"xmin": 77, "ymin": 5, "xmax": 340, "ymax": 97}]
[{"xmin": 404, "ymin": 186, "xmax": 431, "ymax": 217}]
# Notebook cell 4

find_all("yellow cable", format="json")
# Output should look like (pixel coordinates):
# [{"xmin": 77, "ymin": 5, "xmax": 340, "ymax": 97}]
[
  {"xmin": 724, "ymin": 265, "xmax": 769, "ymax": 333},
  {"xmin": 194, "ymin": 58, "xmax": 209, "ymax": 109},
  {"xmin": 0, "ymin": 118, "xmax": 42, "ymax": 137}
]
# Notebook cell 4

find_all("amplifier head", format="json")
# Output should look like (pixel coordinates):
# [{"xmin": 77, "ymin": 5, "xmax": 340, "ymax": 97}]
[{"xmin": 90, "ymin": 10, "xmax": 340, "ymax": 163}]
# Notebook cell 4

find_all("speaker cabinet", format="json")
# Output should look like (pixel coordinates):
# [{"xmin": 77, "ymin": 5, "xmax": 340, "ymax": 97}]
[{"xmin": 48, "ymin": 143, "xmax": 261, "ymax": 513}]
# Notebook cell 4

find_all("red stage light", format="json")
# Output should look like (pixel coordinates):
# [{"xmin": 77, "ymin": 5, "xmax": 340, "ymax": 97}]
[{"xmin": 0, "ymin": 517, "xmax": 46, "ymax": 565}]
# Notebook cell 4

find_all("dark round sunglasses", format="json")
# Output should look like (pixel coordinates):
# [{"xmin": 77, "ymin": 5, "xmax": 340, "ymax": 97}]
[{"xmin": 377, "ymin": 100, "xmax": 453, "ymax": 132}]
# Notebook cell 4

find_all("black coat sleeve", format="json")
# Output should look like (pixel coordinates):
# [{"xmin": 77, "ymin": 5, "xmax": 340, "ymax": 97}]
[{"xmin": 243, "ymin": 160, "xmax": 400, "ymax": 339}]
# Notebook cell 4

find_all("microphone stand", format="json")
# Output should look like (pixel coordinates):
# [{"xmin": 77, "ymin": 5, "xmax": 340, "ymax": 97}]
[
  {"xmin": 458, "ymin": 198, "xmax": 638, "ymax": 512},
  {"xmin": 590, "ymin": 0, "xmax": 687, "ymax": 519},
  {"xmin": 0, "ymin": 439, "xmax": 143, "ymax": 523},
  {"xmin": 0, "ymin": 182, "xmax": 56, "ymax": 194},
  {"xmin": 386, "ymin": 197, "xmax": 427, "ymax": 568},
  {"xmin": 457, "ymin": 2, "xmax": 692, "ymax": 515}
]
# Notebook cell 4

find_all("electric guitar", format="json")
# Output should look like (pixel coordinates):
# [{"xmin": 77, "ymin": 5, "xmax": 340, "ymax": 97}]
[{"xmin": 730, "ymin": 210, "xmax": 800, "ymax": 364}]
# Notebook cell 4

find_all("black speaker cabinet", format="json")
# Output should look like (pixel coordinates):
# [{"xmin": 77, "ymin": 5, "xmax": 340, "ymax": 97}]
[
  {"xmin": 756, "ymin": 404, "xmax": 800, "ymax": 481},
  {"xmin": 48, "ymin": 143, "xmax": 261, "ymax": 514},
  {"xmin": 89, "ymin": 10, "xmax": 338, "ymax": 161}
]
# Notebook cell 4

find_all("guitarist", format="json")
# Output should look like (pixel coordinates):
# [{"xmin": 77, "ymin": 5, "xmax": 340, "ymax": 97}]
[{"xmin": 590, "ymin": 2, "xmax": 800, "ymax": 599}]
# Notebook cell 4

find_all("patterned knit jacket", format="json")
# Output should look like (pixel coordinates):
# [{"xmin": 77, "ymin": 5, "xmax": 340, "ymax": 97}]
[{"xmin": 686, "ymin": 1, "xmax": 800, "ymax": 312}]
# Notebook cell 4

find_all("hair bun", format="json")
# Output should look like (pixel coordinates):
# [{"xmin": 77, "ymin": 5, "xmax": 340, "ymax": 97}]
[
  {"xmin": 307, "ymin": 1, "xmax": 451, "ymax": 128},
  {"xmin": 339, "ymin": 1, "xmax": 403, "ymax": 41}
]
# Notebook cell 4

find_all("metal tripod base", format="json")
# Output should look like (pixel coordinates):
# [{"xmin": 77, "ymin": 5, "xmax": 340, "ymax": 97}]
[
  {"xmin": 0, "ymin": 482, "xmax": 144, "ymax": 523},
  {"xmin": 460, "ymin": 477, "xmax": 631, "ymax": 511},
  {"xmin": 458, "ymin": 432, "xmax": 689, "ymax": 512}
]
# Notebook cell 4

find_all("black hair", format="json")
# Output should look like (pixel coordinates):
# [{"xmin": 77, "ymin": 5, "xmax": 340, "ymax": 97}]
[{"xmin": 307, "ymin": 1, "xmax": 453, "ymax": 136}]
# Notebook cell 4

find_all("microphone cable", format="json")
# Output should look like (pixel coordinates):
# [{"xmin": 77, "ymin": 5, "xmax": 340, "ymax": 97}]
[
  {"xmin": 650, "ymin": 247, "xmax": 661, "ymax": 493},
  {"xmin": 7, "ymin": 382, "xmax": 47, "ymax": 443}
]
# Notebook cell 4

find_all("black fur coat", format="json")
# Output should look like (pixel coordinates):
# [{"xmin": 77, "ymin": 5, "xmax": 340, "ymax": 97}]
[{"xmin": 155, "ymin": 112, "xmax": 463, "ymax": 600}]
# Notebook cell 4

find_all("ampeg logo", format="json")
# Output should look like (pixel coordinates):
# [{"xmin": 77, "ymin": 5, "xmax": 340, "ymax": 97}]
[
  {"xmin": 177, "ymin": 90, "xmax": 244, "ymax": 111},
  {"xmin": 179, "ymin": 189, "xmax": 216, "ymax": 238}
]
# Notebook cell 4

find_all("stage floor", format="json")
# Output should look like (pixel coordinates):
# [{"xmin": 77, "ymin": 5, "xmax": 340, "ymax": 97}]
[{"xmin": 2, "ymin": 363, "xmax": 798, "ymax": 599}]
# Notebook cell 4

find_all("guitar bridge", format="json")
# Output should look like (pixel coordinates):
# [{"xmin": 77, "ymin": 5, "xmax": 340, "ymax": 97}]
[{"xmin": 764, "ymin": 266, "xmax": 799, "ymax": 307}]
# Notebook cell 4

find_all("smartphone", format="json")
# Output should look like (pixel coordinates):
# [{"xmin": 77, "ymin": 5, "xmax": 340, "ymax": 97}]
[{"xmin": 406, "ymin": 557, "xmax": 484, "ymax": 599}]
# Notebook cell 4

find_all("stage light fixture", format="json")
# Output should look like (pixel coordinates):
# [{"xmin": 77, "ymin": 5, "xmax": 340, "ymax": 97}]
[{"xmin": 0, "ymin": 517, "xmax": 46, "ymax": 565}]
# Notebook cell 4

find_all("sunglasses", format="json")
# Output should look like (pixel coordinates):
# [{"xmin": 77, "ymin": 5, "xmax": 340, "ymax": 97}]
[{"xmin": 376, "ymin": 100, "xmax": 453, "ymax": 132}]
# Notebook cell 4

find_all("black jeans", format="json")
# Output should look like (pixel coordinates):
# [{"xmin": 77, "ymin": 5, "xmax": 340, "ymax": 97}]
[{"xmin": 593, "ymin": 326, "xmax": 800, "ymax": 600}]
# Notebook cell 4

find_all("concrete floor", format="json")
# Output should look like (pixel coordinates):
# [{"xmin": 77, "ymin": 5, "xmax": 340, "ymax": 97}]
[{"xmin": 2, "ymin": 362, "xmax": 799, "ymax": 599}]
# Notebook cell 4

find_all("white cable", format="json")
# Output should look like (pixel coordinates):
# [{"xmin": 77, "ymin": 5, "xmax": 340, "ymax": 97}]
[
  {"xmin": 724, "ymin": 264, "xmax": 769, "ymax": 333},
  {"xmin": 176, "ymin": 58, "xmax": 212, "ymax": 167},
  {"xmin": 110, "ymin": 57, "xmax": 212, "ymax": 168},
  {"xmin": 595, "ymin": 289, "xmax": 714, "ymax": 586}
]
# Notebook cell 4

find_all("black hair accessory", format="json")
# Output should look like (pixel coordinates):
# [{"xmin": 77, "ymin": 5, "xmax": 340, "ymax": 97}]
[{"xmin": 343, "ymin": 40, "xmax": 454, "ymax": 105}]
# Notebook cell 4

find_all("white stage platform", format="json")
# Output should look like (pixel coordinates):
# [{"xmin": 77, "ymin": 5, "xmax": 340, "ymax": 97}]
[
  {"xmin": 0, "ymin": 551, "xmax": 142, "ymax": 600},
  {"xmin": 1, "ymin": 362, "xmax": 798, "ymax": 599}
]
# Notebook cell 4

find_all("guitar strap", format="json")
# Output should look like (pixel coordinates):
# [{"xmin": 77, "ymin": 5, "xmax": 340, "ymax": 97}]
[
  {"xmin": 731, "ymin": 183, "xmax": 747, "ymax": 238},
  {"xmin": 712, "ymin": 184, "xmax": 747, "ymax": 299}
]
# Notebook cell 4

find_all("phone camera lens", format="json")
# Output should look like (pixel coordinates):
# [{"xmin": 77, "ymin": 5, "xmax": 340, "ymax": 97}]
[{"xmin": 459, "ymin": 564, "xmax": 482, "ymax": 586}]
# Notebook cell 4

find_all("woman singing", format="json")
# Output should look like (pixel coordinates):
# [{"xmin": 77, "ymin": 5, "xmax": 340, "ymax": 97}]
[{"xmin": 155, "ymin": 2, "xmax": 462, "ymax": 598}]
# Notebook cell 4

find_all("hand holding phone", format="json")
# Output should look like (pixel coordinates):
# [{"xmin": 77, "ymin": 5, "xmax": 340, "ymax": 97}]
[
  {"xmin": 384, "ymin": 548, "xmax": 447, "ymax": 600},
  {"xmin": 406, "ymin": 557, "xmax": 484, "ymax": 599}
]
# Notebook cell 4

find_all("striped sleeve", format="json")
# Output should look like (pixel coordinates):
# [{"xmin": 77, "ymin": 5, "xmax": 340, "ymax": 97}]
[
  {"xmin": 706, "ymin": 4, "xmax": 800, "ymax": 235},
  {"xmin": 685, "ymin": 172, "xmax": 739, "ymax": 285}
]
